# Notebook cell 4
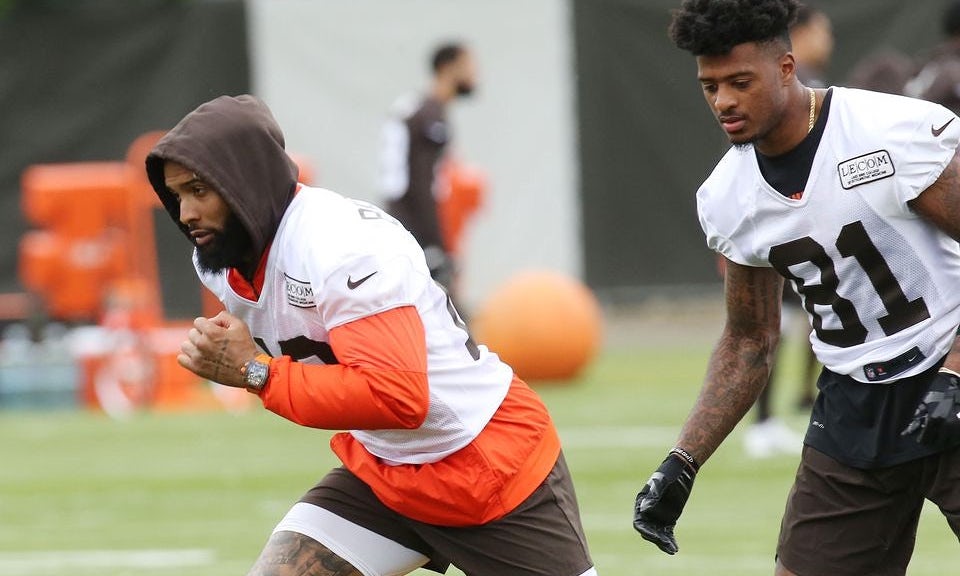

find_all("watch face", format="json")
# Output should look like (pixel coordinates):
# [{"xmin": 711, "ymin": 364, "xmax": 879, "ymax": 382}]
[{"xmin": 245, "ymin": 360, "xmax": 269, "ymax": 389}]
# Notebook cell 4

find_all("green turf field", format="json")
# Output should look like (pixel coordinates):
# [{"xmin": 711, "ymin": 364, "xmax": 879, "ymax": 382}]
[{"xmin": 1, "ymin": 301, "xmax": 957, "ymax": 575}]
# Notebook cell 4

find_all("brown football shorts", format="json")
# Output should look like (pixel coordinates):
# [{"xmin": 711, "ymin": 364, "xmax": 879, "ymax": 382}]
[
  {"xmin": 299, "ymin": 451, "xmax": 594, "ymax": 575},
  {"xmin": 777, "ymin": 444, "xmax": 960, "ymax": 576}
]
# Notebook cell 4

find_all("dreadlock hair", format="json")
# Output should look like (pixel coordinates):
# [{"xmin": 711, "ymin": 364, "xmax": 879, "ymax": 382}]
[{"xmin": 668, "ymin": 0, "xmax": 800, "ymax": 56}]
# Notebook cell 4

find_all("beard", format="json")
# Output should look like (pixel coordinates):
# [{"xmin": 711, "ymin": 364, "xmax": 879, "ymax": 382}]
[
  {"xmin": 194, "ymin": 212, "xmax": 254, "ymax": 275},
  {"xmin": 729, "ymin": 125, "xmax": 762, "ymax": 150},
  {"xmin": 455, "ymin": 81, "xmax": 475, "ymax": 98}
]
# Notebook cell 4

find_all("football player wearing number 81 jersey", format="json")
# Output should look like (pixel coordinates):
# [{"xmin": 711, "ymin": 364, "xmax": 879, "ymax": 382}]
[
  {"xmin": 146, "ymin": 95, "xmax": 597, "ymax": 576},
  {"xmin": 633, "ymin": 1, "xmax": 960, "ymax": 575}
]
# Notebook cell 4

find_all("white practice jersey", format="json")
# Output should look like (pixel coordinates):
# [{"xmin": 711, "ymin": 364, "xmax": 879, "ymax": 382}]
[
  {"xmin": 197, "ymin": 186, "xmax": 513, "ymax": 463},
  {"xmin": 698, "ymin": 87, "xmax": 960, "ymax": 383}
]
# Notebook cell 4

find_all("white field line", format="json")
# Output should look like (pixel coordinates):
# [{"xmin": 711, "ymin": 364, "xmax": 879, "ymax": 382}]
[
  {"xmin": 593, "ymin": 550, "xmax": 776, "ymax": 572},
  {"xmin": 0, "ymin": 549, "xmax": 216, "ymax": 574},
  {"xmin": 558, "ymin": 425, "xmax": 680, "ymax": 448}
]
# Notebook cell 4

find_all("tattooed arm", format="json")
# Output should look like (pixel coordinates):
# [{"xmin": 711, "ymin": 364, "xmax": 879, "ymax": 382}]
[
  {"xmin": 910, "ymin": 148, "xmax": 960, "ymax": 242},
  {"xmin": 676, "ymin": 259, "xmax": 784, "ymax": 463},
  {"xmin": 633, "ymin": 259, "xmax": 783, "ymax": 554},
  {"xmin": 909, "ymin": 148, "xmax": 960, "ymax": 373},
  {"xmin": 248, "ymin": 531, "xmax": 362, "ymax": 576}
]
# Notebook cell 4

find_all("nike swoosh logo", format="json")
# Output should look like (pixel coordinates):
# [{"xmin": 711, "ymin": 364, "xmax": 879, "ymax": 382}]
[
  {"xmin": 932, "ymin": 117, "xmax": 955, "ymax": 137},
  {"xmin": 346, "ymin": 271, "xmax": 378, "ymax": 290}
]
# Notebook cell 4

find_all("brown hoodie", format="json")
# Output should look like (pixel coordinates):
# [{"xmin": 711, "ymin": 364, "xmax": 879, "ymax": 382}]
[{"xmin": 145, "ymin": 94, "xmax": 299, "ymax": 262}]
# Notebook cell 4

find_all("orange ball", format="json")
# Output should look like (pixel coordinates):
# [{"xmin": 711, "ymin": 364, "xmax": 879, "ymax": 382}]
[{"xmin": 472, "ymin": 270, "xmax": 602, "ymax": 382}]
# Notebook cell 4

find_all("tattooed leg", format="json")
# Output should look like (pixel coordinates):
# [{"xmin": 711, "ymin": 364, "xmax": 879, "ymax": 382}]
[{"xmin": 248, "ymin": 531, "xmax": 363, "ymax": 576}]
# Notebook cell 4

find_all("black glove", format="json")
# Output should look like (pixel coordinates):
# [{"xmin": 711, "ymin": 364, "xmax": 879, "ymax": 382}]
[
  {"xmin": 633, "ymin": 447, "xmax": 699, "ymax": 555},
  {"xmin": 902, "ymin": 368, "xmax": 960, "ymax": 445}
]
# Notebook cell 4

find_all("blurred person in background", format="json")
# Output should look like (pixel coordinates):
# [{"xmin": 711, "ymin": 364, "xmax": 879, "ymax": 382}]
[
  {"xmin": 634, "ymin": 1, "xmax": 960, "ymax": 573},
  {"xmin": 789, "ymin": 2, "xmax": 832, "ymax": 88},
  {"xmin": 906, "ymin": 0, "xmax": 960, "ymax": 114},
  {"xmin": 146, "ymin": 95, "xmax": 597, "ymax": 576},
  {"xmin": 380, "ymin": 42, "xmax": 477, "ymax": 296},
  {"xmin": 847, "ymin": 50, "xmax": 915, "ymax": 96},
  {"xmin": 740, "ymin": 2, "xmax": 834, "ymax": 458}
]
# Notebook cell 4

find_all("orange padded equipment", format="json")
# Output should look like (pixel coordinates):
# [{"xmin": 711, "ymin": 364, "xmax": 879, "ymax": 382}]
[
  {"xmin": 21, "ymin": 162, "xmax": 129, "ymax": 237},
  {"xmin": 437, "ymin": 159, "xmax": 484, "ymax": 257},
  {"xmin": 472, "ymin": 270, "xmax": 603, "ymax": 382},
  {"xmin": 19, "ymin": 163, "xmax": 135, "ymax": 321}
]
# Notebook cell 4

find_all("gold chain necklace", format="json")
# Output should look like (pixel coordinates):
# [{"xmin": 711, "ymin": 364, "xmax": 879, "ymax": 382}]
[{"xmin": 808, "ymin": 88, "xmax": 816, "ymax": 133}]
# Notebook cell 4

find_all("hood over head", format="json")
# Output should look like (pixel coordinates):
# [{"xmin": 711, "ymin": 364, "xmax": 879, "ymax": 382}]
[{"xmin": 145, "ymin": 94, "xmax": 299, "ymax": 262}]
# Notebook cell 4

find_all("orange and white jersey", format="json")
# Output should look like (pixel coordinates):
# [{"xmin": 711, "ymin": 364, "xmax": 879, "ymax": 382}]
[
  {"xmin": 198, "ymin": 186, "xmax": 513, "ymax": 464},
  {"xmin": 698, "ymin": 87, "xmax": 960, "ymax": 382}
]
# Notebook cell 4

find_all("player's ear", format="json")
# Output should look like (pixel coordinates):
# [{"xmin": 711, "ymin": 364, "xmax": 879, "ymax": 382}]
[{"xmin": 779, "ymin": 51, "xmax": 797, "ymax": 86}]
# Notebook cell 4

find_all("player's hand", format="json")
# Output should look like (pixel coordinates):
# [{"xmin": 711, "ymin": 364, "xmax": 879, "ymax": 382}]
[
  {"xmin": 902, "ymin": 368, "xmax": 960, "ymax": 445},
  {"xmin": 178, "ymin": 311, "xmax": 259, "ymax": 387},
  {"xmin": 633, "ymin": 448, "xmax": 699, "ymax": 555}
]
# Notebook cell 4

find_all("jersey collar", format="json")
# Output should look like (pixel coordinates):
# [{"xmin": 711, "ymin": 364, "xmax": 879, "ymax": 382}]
[{"xmin": 227, "ymin": 242, "xmax": 271, "ymax": 301}]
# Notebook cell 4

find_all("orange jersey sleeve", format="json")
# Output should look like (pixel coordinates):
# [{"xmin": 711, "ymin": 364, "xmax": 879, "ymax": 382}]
[{"xmin": 256, "ymin": 305, "xmax": 429, "ymax": 430}]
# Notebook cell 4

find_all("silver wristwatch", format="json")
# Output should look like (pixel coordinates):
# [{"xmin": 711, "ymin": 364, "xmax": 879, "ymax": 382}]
[{"xmin": 241, "ymin": 354, "xmax": 272, "ymax": 392}]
